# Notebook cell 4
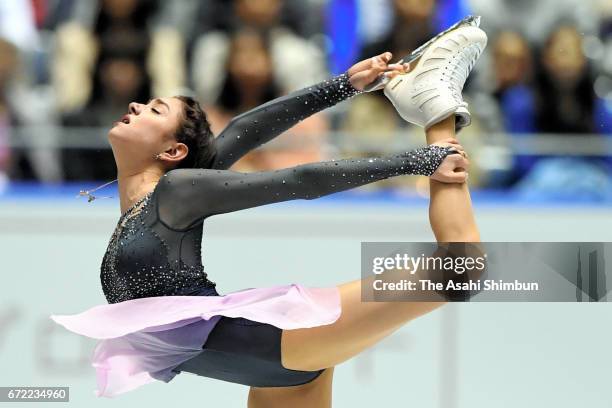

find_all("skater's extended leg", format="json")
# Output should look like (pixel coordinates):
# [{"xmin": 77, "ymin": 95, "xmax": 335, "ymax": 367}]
[{"xmin": 280, "ymin": 116, "xmax": 482, "ymax": 371}]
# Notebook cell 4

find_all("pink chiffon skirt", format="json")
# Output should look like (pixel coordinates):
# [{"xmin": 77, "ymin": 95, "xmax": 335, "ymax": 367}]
[{"xmin": 49, "ymin": 284, "xmax": 342, "ymax": 398}]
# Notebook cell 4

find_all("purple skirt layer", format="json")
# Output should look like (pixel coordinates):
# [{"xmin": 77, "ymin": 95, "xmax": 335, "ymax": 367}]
[{"xmin": 49, "ymin": 284, "xmax": 341, "ymax": 398}]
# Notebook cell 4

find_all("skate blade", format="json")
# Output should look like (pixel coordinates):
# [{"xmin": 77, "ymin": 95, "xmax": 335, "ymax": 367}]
[{"xmin": 363, "ymin": 15, "xmax": 482, "ymax": 92}]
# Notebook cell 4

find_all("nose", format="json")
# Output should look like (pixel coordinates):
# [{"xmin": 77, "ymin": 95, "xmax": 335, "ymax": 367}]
[{"xmin": 129, "ymin": 102, "xmax": 142, "ymax": 115}]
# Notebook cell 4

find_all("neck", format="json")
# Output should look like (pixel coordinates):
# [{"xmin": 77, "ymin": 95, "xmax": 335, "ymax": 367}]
[{"xmin": 117, "ymin": 168, "xmax": 165, "ymax": 215}]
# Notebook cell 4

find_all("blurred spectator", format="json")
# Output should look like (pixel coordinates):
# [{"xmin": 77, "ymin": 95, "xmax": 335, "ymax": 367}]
[
  {"xmin": 191, "ymin": 0, "xmax": 327, "ymax": 107},
  {"xmin": 360, "ymin": 0, "xmax": 438, "ymax": 60},
  {"xmin": 535, "ymin": 25, "xmax": 595, "ymax": 133},
  {"xmin": 203, "ymin": 28, "xmax": 329, "ymax": 172},
  {"xmin": 214, "ymin": 29, "xmax": 281, "ymax": 117},
  {"xmin": 59, "ymin": 0, "xmax": 156, "ymax": 181},
  {"xmin": 191, "ymin": 0, "xmax": 329, "ymax": 171},
  {"xmin": 60, "ymin": 49, "xmax": 152, "ymax": 180},
  {"xmin": 592, "ymin": 0, "xmax": 612, "ymax": 134},
  {"xmin": 513, "ymin": 24, "xmax": 611, "ymax": 198},
  {"xmin": 180, "ymin": 0, "xmax": 324, "ymax": 44},
  {"xmin": 0, "ymin": 39, "xmax": 18, "ymax": 188},
  {"xmin": 475, "ymin": 31, "xmax": 537, "ymax": 185},
  {"xmin": 468, "ymin": 7, "xmax": 612, "ymax": 189},
  {"xmin": 461, "ymin": 30, "xmax": 537, "ymax": 186},
  {"xmin": 492, "ymin": 31, "xmax": 535, "ymax": 133},
  {"xmin": 74, "ymin": 0, "xmax": 153, "ymax": 121},
  {"xmin": 342, "ymin": 0, "xmax": 440, "ymax": 145},
  {"xmin": 469, "ymin": 0, "xmax": 599, "ymax": 47},
  {"xmin": 0, "ymin": 31, "xmax": 63, "ymax": 184},
  {"xmin": 53, "ymin": 0, "xmax": 185, "ymax": 115},
  {"xmin": 354, "ymin": 0, "xmax": 474, "ymax": 57},
  {"xmin": 469, "ymin": 0, "xmax": 599, "ymax": 130},
  {"xmin": 0, "ymin": 1, "xmax": 63, "ymax": 184}
]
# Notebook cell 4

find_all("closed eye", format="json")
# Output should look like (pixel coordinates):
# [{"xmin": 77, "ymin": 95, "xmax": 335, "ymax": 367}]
[{"xmin": 152, "ymin": 108, "xmax": 161, "ymax": 114}]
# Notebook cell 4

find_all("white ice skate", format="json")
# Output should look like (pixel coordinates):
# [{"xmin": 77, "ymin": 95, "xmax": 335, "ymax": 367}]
[{"xmin": 367, "ymin": 16, "xmax": 488, "ymax": 130}]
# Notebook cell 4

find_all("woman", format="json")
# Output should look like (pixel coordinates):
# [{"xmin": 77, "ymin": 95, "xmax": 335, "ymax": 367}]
[
  {"xmin": 205, "ymin": 27, "xmax": 328, "ymax": 172},
  {"xmin": 51, "ymin": 18, "xmax": 487, "ymax": 407}
]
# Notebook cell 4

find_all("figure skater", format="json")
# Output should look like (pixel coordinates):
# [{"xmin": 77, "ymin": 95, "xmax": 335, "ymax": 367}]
[{"xmin": 51, "ymin": 16, "xmax": 487, "ymax": 407}]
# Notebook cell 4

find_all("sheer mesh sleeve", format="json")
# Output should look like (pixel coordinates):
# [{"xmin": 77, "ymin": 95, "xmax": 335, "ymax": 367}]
[
  {"xmin": 155, "ymin": 145, "xmax": 457, "ymax": 230},
  {"xmin": 210, "ymin": 72, "xmax": 362, "ymax": 170}
]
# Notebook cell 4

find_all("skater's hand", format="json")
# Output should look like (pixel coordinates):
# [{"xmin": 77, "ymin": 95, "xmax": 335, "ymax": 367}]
[
  {"xmin": 348, "ymin": 52, "xmax": 410, "ymax": 91},
  {"xmin": 430, "ymin": 138, "xmax": 470, "ymax": 184}
]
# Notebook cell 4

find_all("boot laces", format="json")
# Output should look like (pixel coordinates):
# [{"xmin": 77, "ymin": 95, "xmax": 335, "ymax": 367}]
[{"xmin": 446, "ymin": 44, "xmax": 482, "ymax": 105}]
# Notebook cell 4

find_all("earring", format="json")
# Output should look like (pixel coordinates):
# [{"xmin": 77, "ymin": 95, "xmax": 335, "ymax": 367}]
[{"xmin": 155, "ymin": 153, "xmax": 161, "ymax": 160}]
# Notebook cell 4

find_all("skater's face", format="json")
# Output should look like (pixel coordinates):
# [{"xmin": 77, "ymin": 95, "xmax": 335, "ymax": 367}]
[{"xmin": 108, "ymin": 97, "xmax": 186, "ymax": 172}]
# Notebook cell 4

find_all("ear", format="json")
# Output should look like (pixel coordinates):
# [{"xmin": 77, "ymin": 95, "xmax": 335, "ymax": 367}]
[{"xmin": 164, "ymin": 142, "xmax": 189, "ymax": 164}]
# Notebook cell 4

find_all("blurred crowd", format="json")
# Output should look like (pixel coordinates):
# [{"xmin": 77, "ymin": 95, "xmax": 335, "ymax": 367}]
[{"xmin": 1, "ymin": 0, "xmax": 612, "ymax": 198}]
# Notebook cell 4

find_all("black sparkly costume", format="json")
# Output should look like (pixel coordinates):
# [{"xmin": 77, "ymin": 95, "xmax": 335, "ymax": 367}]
[{"xmin": 99, "ymin": 73, "xmax": 458, "ymax": 387}]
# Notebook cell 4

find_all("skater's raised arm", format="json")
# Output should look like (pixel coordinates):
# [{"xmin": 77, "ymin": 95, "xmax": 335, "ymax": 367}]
[
  {"xmin": 155, "ymin": 142, "xmax": 467, "ymax": 230},
  {"xmin": 210, "ymin": 52, "xmax": 407, "ymax": 170}
]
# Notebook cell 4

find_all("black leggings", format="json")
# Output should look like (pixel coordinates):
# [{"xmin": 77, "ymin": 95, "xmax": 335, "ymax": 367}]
[{"xmin": 172, "ymin": 315, "xmax": 326, "ymax": 387}]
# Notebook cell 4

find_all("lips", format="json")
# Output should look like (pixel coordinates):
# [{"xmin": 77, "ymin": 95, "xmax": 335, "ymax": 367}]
[{"xmin": 120, "ymin": 114, "xmax": 131, "ymax": 124}]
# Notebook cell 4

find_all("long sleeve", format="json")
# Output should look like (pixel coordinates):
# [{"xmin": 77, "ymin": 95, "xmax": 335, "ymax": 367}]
[
  {"xmin": 156, "ymin": 145, "xmax": 456, "ymax": 230},
  {"xmin": 210, "ymin": 72, "xmax": 362, "ymax": 170}
]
